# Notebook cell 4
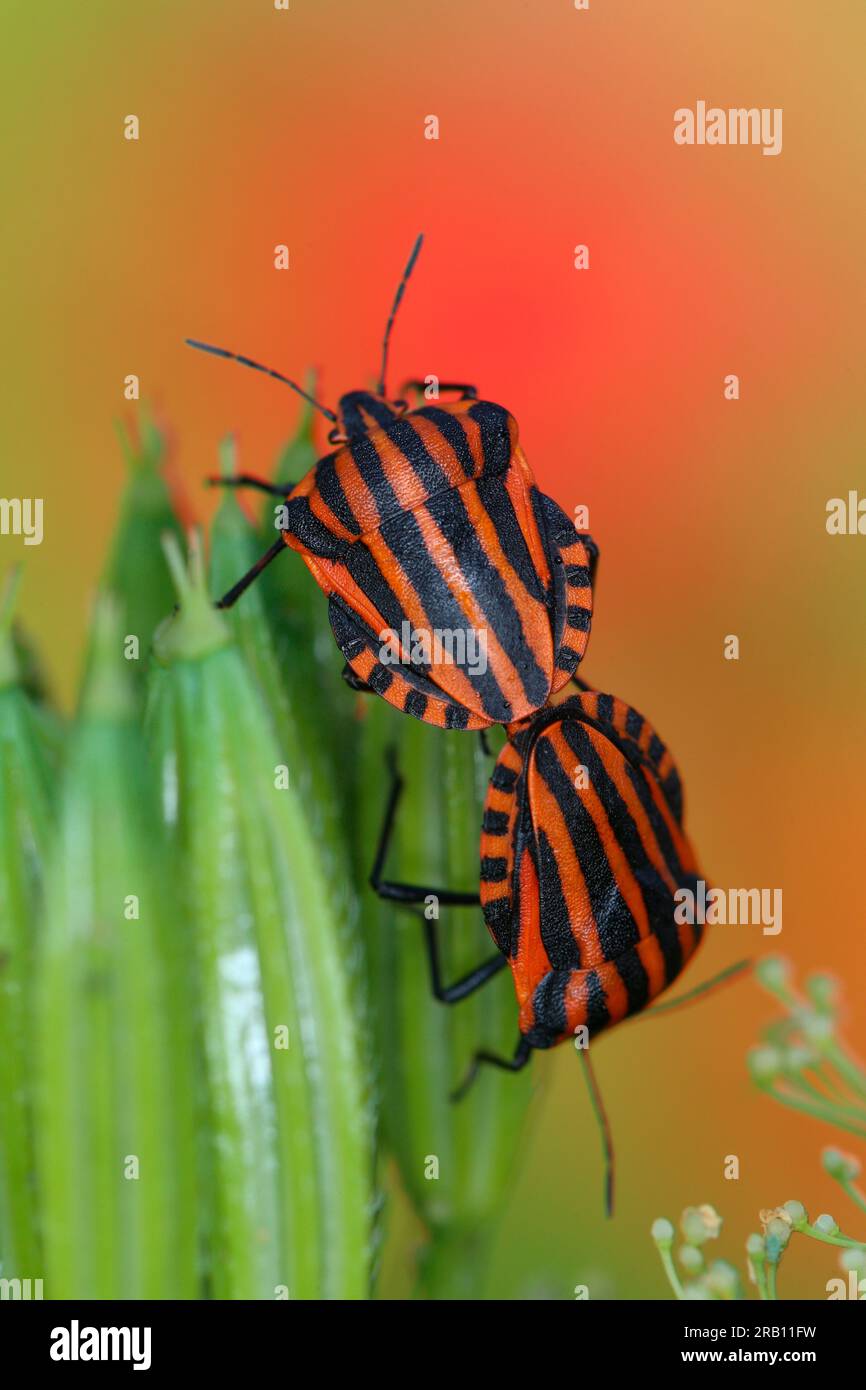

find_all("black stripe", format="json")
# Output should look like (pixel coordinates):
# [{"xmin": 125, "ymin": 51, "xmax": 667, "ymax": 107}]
[
  {"xmin": 616, "ymin": 946, "xmax": 650, "ymax": 1017},
  {"xmin": 314, "ymin": 454, "xmax": 362, "ymax": 536},
  {"xmin": 467, "ymin": 401, "xmax": 512, "ymax": 475},
  {"xmin": 623, "ymin": 759, "xmax": 685, "ymax": 885},
  {"xmin": 536, "ymin": 827, "xmax": 582, "ymax": 968},
  {"xmin": 625, "ymin": 706, "xmax": 644, "ymax": 741},
  {"xmin": 348, "ymin": 431, "xmax": 404, "ymax": 525},
  {"xmin": 662, "ymin": 769, "xmax": 684, "ymax": 824},
  {"xmin": 482, "ymin": 809, "xmax": 510, "ymax": 836},
  {"xmin": 528, "ymin": 970, "xmax": 569, "ymax": 1043},
  {"xmin": 491, "ymin": 764, "xmax": 518, "ymax": 793},
  {"xmin": 533, "ymin": 731, "xmax": 641, "ymax": 961},
  {"xmin": 282, "ymin": 496, "xmax": 350, "ymax": 560},
  {"xmin": 342, "ymin": 544, "xmax": 408, "ymax": 641},
  {"xmin": 382, "ymin": 416, "xmax": 452, "ymax": 498},
  {"xmin": 378, "ymin": 510, "xmax": 514, "ymax": 721},
  {"xmin": 648, "ymin": 733, "xmax": 666, "ymax": 766},
  {"xmin": 445, "ymin": 703, "xmax": 470, "ymax": 729},
  {"xmin": 585, "ymin": 969, "xmax": 610, "ymax": 1034},
  {"xmin": 367, "ymin": 663, "xmax": 394, "ymax": 695},
  {"xmin": 424, "ymin": 482, "xmax": 549, "ymax": 707},
  {"xmin": 565, "ymin": 565, "xmax": 591, "ymax": 588},
  {"xmin": 480, "ymin": 856, "xmax": 508, "ymax": 883},
  {"xmin": 482, "ymin": 895, "xmax": 512, "ymax": 955},
  {"xmin": 566, "ymin": 604, "xmax": 591, "ymax": 632},
  {"xmin": 597, "ymin": 693, "xmax": 615, "ymax": 724},
  {"xmin": 404, "ymin": 690, "xmax": 428, "ymax": 721},
  {"xmin": 561, "ymin": 719, "xmax": 680, "ymax": 938},
  {"xmin": 479, "ymin": 477, "xmax": 547, "ymax": 603},
  {"xmin": 414, "ymin": 406, "xmax": 477, "ymax": 479}
]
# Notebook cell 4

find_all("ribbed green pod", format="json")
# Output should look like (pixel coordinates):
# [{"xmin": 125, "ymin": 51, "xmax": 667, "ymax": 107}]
[
  {"xmin": 34, "ymin": 596, "xmax": 197, "ymax": 1298},
  {"xmin": 0, "ymin": 572, "xmax": 54, "ymax": 1281},
  {"xmin": 209, "ymin": 444, "xmax": 380, "ymax": 1270},
  {"xmin": 102, "ymin": 411, "xmax": 187, "ymax": 677},
  {"xmin": 358, "ymin": 701, "xmax": 533, "ymax": 1298},
  {"xmin": 148, "ymin": 534, "xmax": 371, "ymax": 1298}
]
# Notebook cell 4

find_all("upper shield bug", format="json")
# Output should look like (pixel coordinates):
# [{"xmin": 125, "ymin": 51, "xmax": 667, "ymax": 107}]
[
  {"xmin": 187, "ymin": 235, "xmax": 598, "ymax": 729},
  {"xmin": 368, "ymin": 683, "xmax": 748, "ymax": 1212}
]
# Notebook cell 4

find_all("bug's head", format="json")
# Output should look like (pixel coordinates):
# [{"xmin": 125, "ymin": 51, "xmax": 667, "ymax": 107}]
[{"xmin": 332, "ymin": 390, "xmax": 406, "ymax": 442}]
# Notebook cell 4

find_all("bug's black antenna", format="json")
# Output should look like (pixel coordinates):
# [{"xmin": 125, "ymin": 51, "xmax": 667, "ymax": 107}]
[
  {"xmin": 377, "ymin": 233, "xmax": 424, "ymax": 397},
  {"xmin": 185, "ymin": 339, "xmax": 338, "ymax": 423}
]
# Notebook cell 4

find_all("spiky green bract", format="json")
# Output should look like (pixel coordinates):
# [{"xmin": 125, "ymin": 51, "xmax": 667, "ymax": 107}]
[
  {"xmin": 149, "ymin": 534, "xmax": 371, "ymax": 1298},
  {"xmin": 34, "ymin": 596, "xmax": 197, "ymax": 1298},
  {"xmin": 102, "ymin": 411, "xmax": 187, "ymax": 679},
  {"xmin": 358, "ymin": 702, "xmax": 530, "ymax": 1298}
]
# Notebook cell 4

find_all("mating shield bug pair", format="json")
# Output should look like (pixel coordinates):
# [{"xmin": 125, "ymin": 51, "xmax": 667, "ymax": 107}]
[{"xmin": 188, "ymin": 239, "xmax": 746, "ymax": 1212}]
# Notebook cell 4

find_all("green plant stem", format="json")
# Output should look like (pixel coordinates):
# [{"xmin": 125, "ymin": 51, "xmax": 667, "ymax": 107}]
[
  {"xmin": 798, "ymin": 1224, "xmax": 866, "ymax": 1250},
  {"xmin": 766, "ymin": 1262, "xmax": 778, "ymax": 1300},
  {"xmin": 415, "ymin": 1226, "xmax": 497, "ymax": 1301},
  {"xmin": 762, "ymin": 1084, "xmax": 866, "ymax": 1139},
  {"xmin": 822, "ymin": 1043, "xmax": 866, "ymax": 1102},
  {"xmin": 837, "ymin": 1178, "xmax": 866, "ymax": 1220},
  {"xmin": 658, "ymin": 1246, "xmax": 686, "ymax": 1300}
]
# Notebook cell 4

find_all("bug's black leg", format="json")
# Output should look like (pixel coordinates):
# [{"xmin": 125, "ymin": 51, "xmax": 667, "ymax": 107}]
[
  {"xmin": 577, "ymin": 1045, "xmax": 615, "ymax": 1219},
  {"xmin": 450, "ymin": 1035, "xmax": 533, "ymax": 1103},
  {"xmin": 479, "ymin": 728, "xmax": 492, "ymax": 757},
  {"xmin": 370, "ymin": 747, "xmax": 480, "ymax": 908},
  {"xmin": 401, "ymin": 379, "xmax": 478, "ymax": 401},
  {"xmin": 206, "ymin": 474, "xmax": 294, "ymax": 497},
  {"xmin": 421, "ymin": 920, "xmax": 507, "ymax": 1004},
  {"xmin": 628, "ymin": 959, "xmax": 751, "ymax": 1023},
  {"xmin": 215, "ymin": 537, "xmax": 286, "ymax": 609},
  {"xmin": 369, "ymin": 747, "xmax": 505, "ymax": 1006},
  {"xmin": 341, "ymin": 662, "xmax": 373, "ymax": 693}
]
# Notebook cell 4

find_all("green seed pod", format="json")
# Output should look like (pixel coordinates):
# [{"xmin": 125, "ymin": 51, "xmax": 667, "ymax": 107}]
[
  {"xmin": 681, "ymin": 1204, "xmax": 722, "ymax": 1245},
  {"xmin": 208, "ymin": 450, "xmax": 380, "ymax": 1267},
  {"xmin": 783, "ymin": 1199, "xmax": 808, "ymax": 1227},
  {"xmin": 358, "ymin": 701, "xmax": 531, "ymax": 1298},
  {"xmin": 0, "ymin": 571, "xmax": 54, "ymax": 1279},
  {"xmin": 763, "ymin": 1217, "xmax": 792, "ymax": 1262},
  {"xmin": 754, "ymin": 955, "xmax": 791, "ymax": 994},
  {"xmin": 149, "ymin": 534, "xmax": 372, "ymax": 1298},
  {"xmin": 747, "ymin": 1045, "xmax": 783, "ymax": 1085},
  {"xmin": 805, "ymin": 972, "xmax": 838, "ymax": 1014},
  {"xmin": 34, "ymin": 595, "xmax": 197, "ymax": 1298},
  {"xmin": 822, "ymin": 1147, "xmax": 860, "ymax": 1182},
  {"xmin": 102, "ymin": 411, "xmax": 188, "ymax": 678},
  {"xmin": 651, "ymin": 1217, "xmax": 675, "ymax": 1248},
  {"xmin": 678, "ymin": 1244, "xmax": 704, "ymax": 1275},
  {"xmin": 840, "ymin": 1246, "xmax": 866, "ymax": 1276}
]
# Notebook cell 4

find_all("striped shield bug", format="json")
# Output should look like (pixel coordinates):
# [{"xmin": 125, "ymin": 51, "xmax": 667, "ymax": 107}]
[
  {"xmin": 369, "ymin": 684, "xmax": 748, "ymax": 1212},
  {"xmin": 187, "ymin": 236, "xmax": 598, "ymax": 729}
]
